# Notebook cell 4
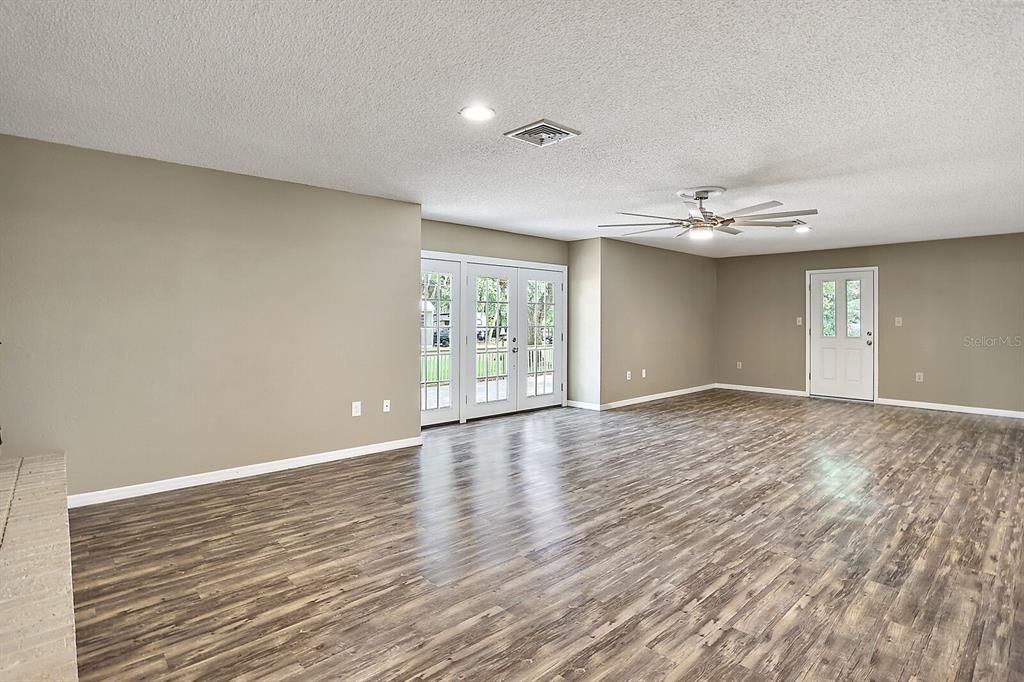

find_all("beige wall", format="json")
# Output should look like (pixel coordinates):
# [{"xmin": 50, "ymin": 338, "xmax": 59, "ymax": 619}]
[
  {"xmin": 600, "ymin": 240, "xmax": 717, "ymax": 404},
  {"xmin": 0, "ymin": 135, "xmax": 422, "ymax": 494},
  {"xmin": 567, "ymin": 239, "xmax": 602, "ymax": 405},
  {"xmin": 715, "ymin": 233, "xmax": 1024, "ymax": 411},
  {"xmin": 567, "ymin": 238, "xmax": 717, "ymax": 406},
  {"xmin": 2, "ymin": 138, "xmax": 1019, "ymax": 499},
  {"xmin": 422, "ymin": 219, "xmax": 568, "ymax": 265}
]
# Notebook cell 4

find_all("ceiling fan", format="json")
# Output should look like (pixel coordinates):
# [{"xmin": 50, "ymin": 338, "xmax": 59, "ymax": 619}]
[{"xmin": 598, "ymin": 187, "xmax": 818, "ymax": 241}]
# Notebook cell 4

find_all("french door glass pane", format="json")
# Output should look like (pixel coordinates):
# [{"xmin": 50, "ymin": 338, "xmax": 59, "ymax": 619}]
[
  {"xmin": 846, "ymin": 279, "xmax": 861, "ymax": 337},
  {"xmin": 822, "ymin": 280, "xmax": 837, "ymax": 337},
  {"xmin": 526, "ymin": 279, "xmax": 556, "ymax": 396},
  {"xmin": 420, "ymin": 271, "xmax": 453, "ymax": 412},
  {"xmin": 423, "ymin": 383, "xmax": 438, "ymax": 410},
  {"xmin": 475, "ymin": 276, "xmax": 510, "ymax": 404}
]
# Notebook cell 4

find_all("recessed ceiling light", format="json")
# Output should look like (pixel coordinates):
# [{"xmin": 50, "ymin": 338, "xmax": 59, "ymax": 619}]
[
  {"xmin": 689, "ymin": 228, "xmax": 714, "ymax": 241},
  {"xmin": 795, "ymin": 225, "xmax": 812, "ymax": 234},
  {"xmin": 459, "ymin": 105, "xmax": 495, "ymax": 122}
]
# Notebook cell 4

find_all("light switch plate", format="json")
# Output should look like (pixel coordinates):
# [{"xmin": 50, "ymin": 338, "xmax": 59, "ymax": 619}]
[
  {"xmin": 736, "ymin": 361, "xmax": 743, "ymax": 369},
  {"xmin": 895, "ymin": 316, "xmax": 903, "ymax": 327},
  {"xmin": 641, "ymin": 369, "xmax": 647, "ymax": 378},
  {"xmin": 383, "ymin": 399, "xmax": 391, "ymax": 413},
  {"xmin": 626, "ymin": 371, "xmax": 631, "ymax": 381},
  {"xmin": 352, "ymin": 401, "xmax": 362, "ymax": 417},
  {"xmin": 915, "ymin": 372, "xmax": 924, "ymax": 383},
  {"xmin": 797, "ymin": 316, "xmax": 803, "ymax": 326}
]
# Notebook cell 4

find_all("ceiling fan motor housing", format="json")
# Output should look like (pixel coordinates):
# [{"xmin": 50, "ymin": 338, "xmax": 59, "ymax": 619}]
[{"xmin": 677, "ymin": 186, "xmax": 727, "ymax": 201}]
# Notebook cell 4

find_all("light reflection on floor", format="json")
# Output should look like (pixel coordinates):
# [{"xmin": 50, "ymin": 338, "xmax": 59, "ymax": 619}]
[{"xmin": 414, "ymin": 413, "xmax": 573, "ymax": 584}]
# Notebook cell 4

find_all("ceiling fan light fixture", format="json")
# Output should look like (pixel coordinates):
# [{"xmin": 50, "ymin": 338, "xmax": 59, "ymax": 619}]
[
  {"xmin": 795, "ymin": 225, "xmax": 812, "ymax": 234},
  {"xmin": 689, "ymin": 227, "xmax": 714, "ymax": 241}
]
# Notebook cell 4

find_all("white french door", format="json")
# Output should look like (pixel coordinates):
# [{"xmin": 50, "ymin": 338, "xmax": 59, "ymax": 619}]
[
  {"xmin": 419, "ymin": 259, "xmax": 460, "ymax": 425},
  {"xmin": 809, "ymin": 268, "xmax": 876, "ymax": 401},
  {"xmin": 463, "ymin": 263, "xmax": 518, "ymax": 419},
  {"xmin": 517, "ymin": 268, "xmax": 564, "ymax": 411},
  {"xmin": 420, "ymin": 255, "xmax": 565, "ymax": 424}
]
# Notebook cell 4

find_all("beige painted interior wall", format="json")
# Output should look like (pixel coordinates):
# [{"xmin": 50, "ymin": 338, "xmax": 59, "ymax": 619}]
[
  {"xmin": 567, "ymin": 239, "xmax": 602, "ymax": 405},
  {"xmin": 715, "ymin": 233, "xmax": 1024, "ymax": 411},
  {"xmin": 600, "ymin": 240, "xmax": 717, "ymax": 404},
  {"xmin": 567, "ymin": 238, "xmax": 717, "ymax": 406},
  {"xmin": 0, "ymin": 135, "xmax": 422, "ymax": 494},
  {"xmin": 422, "ymin": 219, "xmax": 568, "ymax": 265},
  {"xmin": 2, "ymin": 138, "xmax": 1019, "ymax": 498}
]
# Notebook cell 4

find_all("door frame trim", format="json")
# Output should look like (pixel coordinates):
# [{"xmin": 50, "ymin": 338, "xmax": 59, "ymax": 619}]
[
  {"xmin": 421, "ymin": 250, "xmax": 567, "ymax": 275},
  {"xmin": 804, "ymin": 266, "xmax": 879, "ymax": 402},
  {"xmin": 420, "ymin": 251, "xmax": 568, "ymax": 424}
]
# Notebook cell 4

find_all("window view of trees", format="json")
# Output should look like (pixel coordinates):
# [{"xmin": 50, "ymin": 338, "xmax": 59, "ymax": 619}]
[
  {"xmin": 420, "ymin": 272, "xmax": 453, "ymax": 410},
  {"xmin": 421, "ymin": 272, "xmax": 560, "ymax": 408},
  {"xmin": 475, "ymin": 277, "xmax": 509, "ymax": 402},
  {"xmin": 822, "ymin": 280, "xmax": 837, "ymax": 337},
  {"xmin": 526, "ymin": 280, "xmax": 556, "ymax": 396},
  {"xmin": 819, "ymin": 278, "xmax": 862, "ymax": 339},
  {"xmin": 846, "ymin": 279, "xmax": 861, "ymax": 337}
]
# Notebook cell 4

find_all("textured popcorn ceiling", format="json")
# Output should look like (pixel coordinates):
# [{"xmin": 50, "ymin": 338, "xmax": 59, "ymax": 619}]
[{"xmin": 1, "ymin": 0, "xmax": 1022, "ymax": 256}]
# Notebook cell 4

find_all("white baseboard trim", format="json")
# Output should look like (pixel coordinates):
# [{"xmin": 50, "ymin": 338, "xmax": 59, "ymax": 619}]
[
  {"xmin": 602, "ymin": 384, "xmax": 717, "ymax": 409},
  {"xmin": 713, "ymin": 383, "xmax": 810, "ymax": 397},
  {"xmin": 567, "ymin": 400, "xmax": 602, "ymax": 411},
  {"xmin": 568, "ymin": 384, "xmax": 716, "ymax": 411},
  {"xmin": 714, "ymin": 385, "xmax": 1023, "ymax": 417},
  {"xmin": 567, "ymin": 386, "xmax": 1023, "ymax": 421},
  {"xmin": 875, "ymin": 398, "xmax": 1024, "ymax": 420},
  {"xmin": 67, "ymin": 436, "xmax": 423, "ymax": 508}
]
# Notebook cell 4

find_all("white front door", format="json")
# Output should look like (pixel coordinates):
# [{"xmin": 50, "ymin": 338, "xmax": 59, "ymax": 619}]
[
  {"xmin": 517, "ymin": 268, "xmax": 565, "ymax": 411},
  {"xmin": 463, "ymin": 263, "xmax": 518, "ymax": 419},
  {"xmin": 809, "ymin": 269, "xmax": 875, "ymax": 400}
]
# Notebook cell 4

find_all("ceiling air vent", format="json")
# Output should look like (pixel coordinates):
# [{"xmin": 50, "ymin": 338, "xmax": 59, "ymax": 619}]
[{"xmin": 504, "ymin": 119, "xmax": 580, "ymax": 147}]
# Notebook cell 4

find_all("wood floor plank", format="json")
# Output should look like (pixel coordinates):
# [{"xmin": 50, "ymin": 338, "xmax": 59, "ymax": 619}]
[{"xmin": 69, "ymin": 390, "xmax": 1024, "ymax": 680}]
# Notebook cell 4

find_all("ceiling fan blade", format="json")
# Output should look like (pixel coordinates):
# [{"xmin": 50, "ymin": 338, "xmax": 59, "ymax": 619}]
[
  {"xmin": 618, "ymin": 211, "xmax": 689, "ymax": 222},
  {"xmin": 730, "ymin": 209, "xmax": 817, "ymax": 221},
  {"xmin": 683, "ymin": 202, "xmax": 704, "ymax": 220},
  {"xmin": 716, "ymin": 225, "xmax": 743, "ymax": 235},
  {"xmin": 673, "ymin": 228, "xmax": 692, "ymax": 238},
  {"xmin": 730, "ymin": 220, "xmax": 800, "ymax": 227},
  {"xmin": 721, "ymin": 201, "xmax": 783, "ymax": 218},
  {"xmin": 598, "ymin": 222, "xmax": 681, "ymax": 228},
  {"xmin": 622, "ymin": 225, "xmax": 680, "ymax": 236}
]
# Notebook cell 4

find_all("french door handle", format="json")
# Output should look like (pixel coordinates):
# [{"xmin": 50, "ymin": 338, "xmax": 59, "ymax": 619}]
[
  {"xmin": 866, "ymin": 340, "xmax": 873, "ymax": 346},
  {"xmin": 511, "ymin": 347, "xmax": 518, "ymax": 353}
]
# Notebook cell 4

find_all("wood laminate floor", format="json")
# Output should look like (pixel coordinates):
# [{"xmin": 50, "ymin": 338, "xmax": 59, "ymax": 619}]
[{"xmin": 70, "ymin": 390, "xmax": 1024, "ymax": 681}]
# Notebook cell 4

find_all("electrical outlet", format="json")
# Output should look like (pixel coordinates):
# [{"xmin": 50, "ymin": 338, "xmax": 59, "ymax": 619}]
[
  {"xmin": 641, "ymin": 368, "xmax": 647, "ymax": 379},
  {"xmin": 626, "ymin": 371, "xmax": 632, "ymax": 381},
  {"xmin": 351, "ymin": 401, "xmax": 362, "ymax": 417},
  {"xmin": 797, "ymin": 316, "xmax": 803, "ymax": 326},
  {"xmin": 895, "ymin": 316, "xmax": 903, "ymax": 327},
  {"xmin": 915, "ymin": 372, "xmax": 924, "ymax": 383},
  {"xmin": 383, "ymin": 399, "xmax": 391, "ymax": 413},
  {"xmin": 736, "ymin": 361, "xmax": 743, "ymax": 370}
]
